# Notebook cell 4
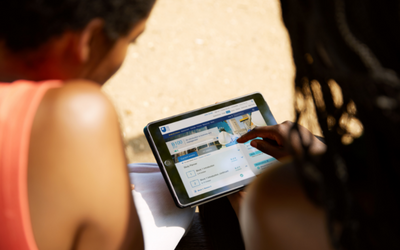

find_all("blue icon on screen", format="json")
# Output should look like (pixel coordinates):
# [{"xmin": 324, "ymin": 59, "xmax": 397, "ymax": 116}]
[{"xmin": 160, "ymin": 126, "xmax": 170, "ymax": 133}]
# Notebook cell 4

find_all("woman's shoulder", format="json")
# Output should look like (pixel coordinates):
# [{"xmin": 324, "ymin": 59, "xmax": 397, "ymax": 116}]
[
  {"xmin": 37, "ymin": 79, "xmax": 116, "ymax": 126},
  {"xmin": 30, "ymin": 79, "xmax": 122, "ymax": 175},
  {"xmin": 240, "ymin": 160, "xmax": 333, "ymax": 250},
  {"xmin": 28, "ymin": 79, "xmax": 143, "ymax": 250},
  {"xmin": 30, "ymin": 79, "xmax": 121, "ymax": 163}
]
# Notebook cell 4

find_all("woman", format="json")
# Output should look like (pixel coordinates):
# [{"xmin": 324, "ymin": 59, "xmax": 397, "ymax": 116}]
[
  {"xmin": 236, "ymin": 0, "xmax": 400, "ymax": 249},
  {"xmin": 0, "ymin": 1, "xmax": 158, "ymax": 249}
]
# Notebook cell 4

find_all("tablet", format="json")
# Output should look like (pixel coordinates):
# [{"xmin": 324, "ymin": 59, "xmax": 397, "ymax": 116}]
[{"xmin": 144, "ymin": 92, "xmax": 278, "ymax": 208}]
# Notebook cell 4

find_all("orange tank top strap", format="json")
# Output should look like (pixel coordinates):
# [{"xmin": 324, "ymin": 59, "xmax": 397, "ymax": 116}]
[{"xmin": 0, "ymin": 80, "xmax": 62, "ymax": 250}]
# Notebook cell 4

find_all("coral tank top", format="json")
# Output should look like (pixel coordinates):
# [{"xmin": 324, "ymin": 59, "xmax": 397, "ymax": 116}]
[{"xmin": 0, "ymin": 80, "xmax": 62, "ymax": 250}]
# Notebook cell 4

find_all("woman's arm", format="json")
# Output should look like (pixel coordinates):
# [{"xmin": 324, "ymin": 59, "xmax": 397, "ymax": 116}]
[
  {"xmin": 240, "ymin": 161, "xmax": 333, "ymax": 250},
  {"xmin": 28, "ymin": 81, "xmax": 143, "ymax": 250},
  {"xmin": 231, "ymin": 121, "xmax": 330, "ymax": 249}
]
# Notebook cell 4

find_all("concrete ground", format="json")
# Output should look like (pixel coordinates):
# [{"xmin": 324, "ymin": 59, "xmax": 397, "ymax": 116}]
[{"xmin": 102, "ymin": 0, "xmax": 297, "ymax": 164}]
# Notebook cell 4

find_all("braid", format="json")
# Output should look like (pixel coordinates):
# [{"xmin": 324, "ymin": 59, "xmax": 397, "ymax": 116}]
[{"xmin": 281, "ymin": 0, "xmax": 400, "ymax": 249}]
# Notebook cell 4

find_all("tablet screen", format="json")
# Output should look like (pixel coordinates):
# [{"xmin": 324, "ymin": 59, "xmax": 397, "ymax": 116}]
[{"xmin": 158, "ymin": 99, "xmax": 277, "ymax": 199}]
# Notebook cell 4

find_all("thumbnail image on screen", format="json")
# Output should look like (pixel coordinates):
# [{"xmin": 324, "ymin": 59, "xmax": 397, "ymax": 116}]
[{"xmin": 168, "ymin": 112, "xmax": 259, "ymax": 163}]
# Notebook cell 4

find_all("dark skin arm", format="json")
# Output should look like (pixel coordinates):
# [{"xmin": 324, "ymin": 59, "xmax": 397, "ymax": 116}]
[
  {"xmin": 227, "ymin": 121, "xmax": 331, "ymax": 250},
  {"xmin": 240, "ymin": 160, "xmax": 333, "ymax": 250}
]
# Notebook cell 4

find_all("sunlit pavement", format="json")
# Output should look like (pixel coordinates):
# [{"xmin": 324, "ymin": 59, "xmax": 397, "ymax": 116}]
[{"xmin": 103, "ymin": 0, "xmax": 296, "ymax": 163}]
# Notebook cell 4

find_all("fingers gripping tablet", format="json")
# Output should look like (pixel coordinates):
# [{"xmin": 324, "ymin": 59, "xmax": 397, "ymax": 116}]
[{"xmin": 144, "ymin": 93, "xmax": 278, "ymax": 208}]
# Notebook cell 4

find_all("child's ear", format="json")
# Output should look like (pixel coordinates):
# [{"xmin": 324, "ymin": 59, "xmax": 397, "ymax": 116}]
[{"xmin": 77, "ymin": 19, "xmax": 104, "ymax": 62}]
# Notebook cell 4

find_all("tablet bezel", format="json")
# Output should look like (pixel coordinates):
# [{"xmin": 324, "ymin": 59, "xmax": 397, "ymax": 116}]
[{"xmin": 144, "ymin": 92, "xmax": 277, "ymax": 208}]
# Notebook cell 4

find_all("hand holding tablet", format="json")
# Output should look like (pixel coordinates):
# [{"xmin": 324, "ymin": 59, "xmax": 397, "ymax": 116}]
[{"xmin": 144, "ymin": 93, "xmax": 279, "ymax": 208}]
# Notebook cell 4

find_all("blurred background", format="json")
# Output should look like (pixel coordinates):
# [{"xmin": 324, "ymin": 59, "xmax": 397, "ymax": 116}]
[{"xmin": 102, "ymin": 0, "xmax": 297, "ymax": 163}]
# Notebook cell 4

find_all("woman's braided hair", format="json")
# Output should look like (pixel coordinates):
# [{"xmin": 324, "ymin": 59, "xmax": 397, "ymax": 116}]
[{"xmin": 281, "ymin": 0, "xmax": 400, "ymax": 249}]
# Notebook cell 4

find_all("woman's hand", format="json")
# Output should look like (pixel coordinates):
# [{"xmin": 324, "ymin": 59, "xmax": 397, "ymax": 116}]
[{"xmin": 236, "ymin": 121, "xmax": 326, "ymax": 160}]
